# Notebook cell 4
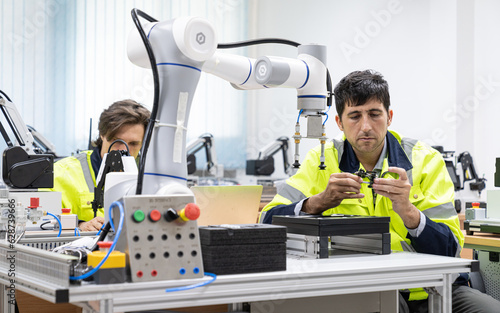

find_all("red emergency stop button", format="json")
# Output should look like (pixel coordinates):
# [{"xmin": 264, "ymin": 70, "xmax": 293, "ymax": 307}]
[
  {"xmin": 179, "ymin": 203, "xmax": 200, "ymax": 221},
  {"xmin": 61, "ymin": 208, "xmax": 71, "ymax": 214},
  {"xmin": 149, "ymin": 209, "xmax": 162, "ymax": 222}
]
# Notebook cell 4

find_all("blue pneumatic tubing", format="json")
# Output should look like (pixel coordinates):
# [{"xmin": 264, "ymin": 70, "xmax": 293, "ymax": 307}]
[
  {"xmin": 323, "ymin": 105, "xmax": 331, "ymax": 125},
  {"xmin": 165, "ymin": 272, "xmax": 217, "ymax": 292},
  {"xmin": 296, "ymin": 109, "xmax": 303, "ymax": 123},
  {"xmin": 46, "ymin": 212, "xmax": 62, "ymax": 237},
  {"xmin": 69, "ymin": 201, "xmax": 124, "ymax": 281}
]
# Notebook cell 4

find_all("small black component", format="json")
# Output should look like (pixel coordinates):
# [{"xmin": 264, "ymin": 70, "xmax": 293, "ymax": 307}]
[
  {"xmin": 246, "ymin": 158, "xmax": 274, "ymax": 176},
  {"xmin": 354, "ymin": 169, "xmax": 378, "ymax": 188},
  {"xmin": 54, "ymin": 289, "xmax": 69, "ymax": 303},
  {"xmin": 490, "ymin": 252, "xmax": 499, "ymax": 263},
  {"xmin": 91, "ymin": 267, "xmax": 127, "ymax": 284},
  {"xmin": 470, "ymin": 180, "xmax": 486, "ymax": 192},
  {"xmin": 187, "ymin": 153, "xmax": 196, "ymax": 175},
  {"xmin": 495, "ymin": 158, "xmax": 500, "ymax": 187},
  {"xmin": 164, "ymin": 208, "xmax": 179, "ymax": 222},
  {"xmin": 91, "ymin": 149, "xmax": 128, "ymax": 217}
]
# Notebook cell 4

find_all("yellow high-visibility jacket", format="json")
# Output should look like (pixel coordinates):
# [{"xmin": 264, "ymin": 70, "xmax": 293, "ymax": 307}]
[
  {"xmin": 48, "ymin": 150, "xmax": 104, "ymax": 222},
  {"xmin": 260, "ymin": 130, "xmax": 464, "ymax": 301}
]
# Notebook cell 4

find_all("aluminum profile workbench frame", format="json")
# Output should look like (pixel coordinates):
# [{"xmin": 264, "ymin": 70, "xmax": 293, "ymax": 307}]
[{"xmin": 1, "ymin": 247, "xmax": 476, "ymax": 313}]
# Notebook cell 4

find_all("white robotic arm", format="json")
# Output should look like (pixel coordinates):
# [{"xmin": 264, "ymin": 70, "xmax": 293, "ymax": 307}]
[
  {"xmin": 97, "ymin": 10, "xmax": 331, "ymax": 283},
  {"xmin": 104, "ymin": 10, "xmax": 329, "ymax": 207}
]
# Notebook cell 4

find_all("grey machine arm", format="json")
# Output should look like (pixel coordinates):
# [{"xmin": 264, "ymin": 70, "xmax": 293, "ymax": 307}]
[
  {"xmin": 27, "ymin": 125, "xmax": 60, "ymax": 158},
  {"xmin": 0, "ymin": 91, "xmax": 54, "ymax": 188},
  {"xmin": 186, "ymin": 133, "xmax": 220, "ymax": 176},
  {"xmin": 246, "ymin": 136, "xmax": 290, "ymax": 176}
]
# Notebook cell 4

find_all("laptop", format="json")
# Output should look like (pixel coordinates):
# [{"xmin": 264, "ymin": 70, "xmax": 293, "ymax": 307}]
[{"xmin": 190, "ymin": 185, "xmax": 263, "ymax": 226}]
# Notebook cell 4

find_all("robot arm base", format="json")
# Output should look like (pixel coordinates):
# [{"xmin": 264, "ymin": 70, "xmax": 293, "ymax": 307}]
[{"xmin": 2, "ymin": 146, "xmax": 54, "ymax": 188}]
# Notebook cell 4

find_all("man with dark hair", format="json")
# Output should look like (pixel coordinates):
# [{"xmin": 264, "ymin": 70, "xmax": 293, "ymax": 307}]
[
  {"xmin": 260, "ymin": 70, "xmax": 500, "ymax": 312},
  {"xmin": 49, "ymin": 99, "xmax": 150, "ymax": 231}
]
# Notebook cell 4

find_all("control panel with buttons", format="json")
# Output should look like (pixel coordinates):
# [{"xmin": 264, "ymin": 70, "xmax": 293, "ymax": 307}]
[{"xmin": 111, "ymin": 194, "xmax": 204, "ymax": 282}]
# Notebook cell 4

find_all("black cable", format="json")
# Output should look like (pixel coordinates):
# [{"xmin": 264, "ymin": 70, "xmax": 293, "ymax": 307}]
[
  {"xmin": 0, "ymin": 91, "xmax": 16, "ymax": 147},
  {"xmin": 219, "ymin": 40, "xmax": 331, "ymax": 109},
  {"xmin": 326, "ymin": 69, "xmax": 332, "ymax": 107},
  {"xmin": 218, "ymin": 38, "xmax": 301, "ymax": 49},
  {"xmin": 219, "ymin": 38, "xmax": 333, "ymax": 115},
  {"xmin": 133, "ymin": 9, "xmax": 158, "ymax": 23},
  {"xmin": 107, "ymin": 139, "xmax": 130, "ymax": 155},
  {"xmin": 87, "ymin": 118, "xmax": 93, "ymax": 150},
  {"xmin": 39, "ymin": 220, "xmax": 52, "ymax": 230},
  {"xmin": 90, "ymin": 221, "xmax": 111, "ymax": 251},
  {"xmin": 0, "ymin": 119, "xmax": 13, "ymax": 147},
  {"xmin": 131, "ymin": 8, "xmax": 160, "ymax": 195},
  {"xmin": 0, "ymin": 90, "xmax": 13, "ymax": 102},
  {"xmin": 0, "ymin": 90, "xmax": 25, "ymax": 146}
]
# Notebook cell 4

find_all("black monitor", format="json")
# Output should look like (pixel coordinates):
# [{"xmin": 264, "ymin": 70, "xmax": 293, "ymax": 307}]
[{"xmin": 445, "ymin": 160, "xmax": 461, "ymax": 191}]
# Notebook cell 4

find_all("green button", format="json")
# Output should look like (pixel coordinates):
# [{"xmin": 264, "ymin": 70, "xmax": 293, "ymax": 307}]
[{"xmin": 133, "ymin": 210, "xmax": 145, "ymax": 222}]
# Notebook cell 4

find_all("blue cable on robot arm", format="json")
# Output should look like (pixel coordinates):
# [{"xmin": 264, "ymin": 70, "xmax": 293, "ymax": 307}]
[
  {"xmin": 296, "ymin": 109, "xmax": 303, "ymax": 123},
  {"xmin": 322, "ymin": 106, "xmax": 331, "ymax": 126}
]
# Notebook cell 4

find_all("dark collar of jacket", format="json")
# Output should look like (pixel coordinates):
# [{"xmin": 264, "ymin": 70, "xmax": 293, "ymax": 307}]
[
  {"xmin": 339, "ymin": 131, "xmax": 413, "ymax": 173},
  {"xmin": 90, "ymin": 146, "xmax": 102, "ymax": 176}
]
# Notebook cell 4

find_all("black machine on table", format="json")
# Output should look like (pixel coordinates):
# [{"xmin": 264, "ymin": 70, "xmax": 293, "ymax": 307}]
[
  {"xmin": 272, "ymin": 214, "xmax": 391, "ymax": 259},
  {"xmin": 0, "ymin": 90, "xmax": 54, "ymax": 189}
]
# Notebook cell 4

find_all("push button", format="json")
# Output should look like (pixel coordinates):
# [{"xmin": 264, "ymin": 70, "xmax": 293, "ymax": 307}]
[
  {"xmin": 179, "ymin": 203, "xmax": 200, "ymax": 221},
  {"xmin": 133, "ymin": 210, "xmax": 145, "ymax": 222},
  {"xmin": 164, "ymin": 208, "xmax": 180, "ymax": 222},
  {"xmin": 149, "ymin": 209, "xmax": 162, "ymax": 222}
]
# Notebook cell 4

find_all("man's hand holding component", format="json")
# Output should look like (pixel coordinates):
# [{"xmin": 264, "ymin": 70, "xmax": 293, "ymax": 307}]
[
  {"xmin": 372, "ymin": 166, "xmax": 420, "ymax": 229},
  {"xmin": 78, "ymin": 216, "xmax": 104, "ymax": 232},
  {"xmin": 302, "ymin": 173, "xmax": 364, "ymax": 215}
]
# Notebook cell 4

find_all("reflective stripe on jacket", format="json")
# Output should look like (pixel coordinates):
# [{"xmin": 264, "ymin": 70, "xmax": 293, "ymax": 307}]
[
  {"xmin": 260, "ymin": 130, "xmax": 464, "ymax": 301},
  {"xmin": 49, "ymin": 150, "xmax": 103, "ymax": 221}
]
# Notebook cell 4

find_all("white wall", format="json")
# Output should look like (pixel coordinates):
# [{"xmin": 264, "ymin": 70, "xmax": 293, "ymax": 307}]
[
  {"xmin": 473, "ymin": 0, "xmax": 500, "ymax": 190},
  {"xmin": 248, "ymin": 0, "xmax": 457, "ymax": 155},
  {"xmin": 246, "ymin": 0, "xmax": 500, "ymax": 193}
]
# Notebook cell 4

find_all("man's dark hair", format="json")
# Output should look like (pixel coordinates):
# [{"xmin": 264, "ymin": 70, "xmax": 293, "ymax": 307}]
[
  {"xmin": 93, "ymin": 99, "xmax": 151, "ymax": 148},
  {"xmin": 334, "ymin": 70, "xmax": 390, "ymax": 120}
]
